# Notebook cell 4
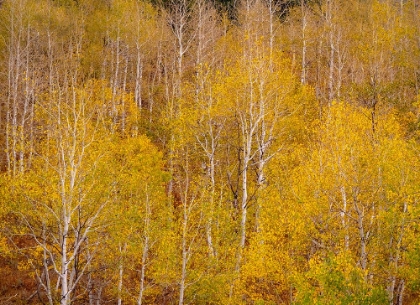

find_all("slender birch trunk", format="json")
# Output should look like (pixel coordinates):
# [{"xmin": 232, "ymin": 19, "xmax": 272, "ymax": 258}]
[
  {"xmin": 138, "ymin": 192, "xmax": 152, "ymax": 305},
  {"xmin": 301, "ymin": 0, "xmax": 307, "ymax": 84}
]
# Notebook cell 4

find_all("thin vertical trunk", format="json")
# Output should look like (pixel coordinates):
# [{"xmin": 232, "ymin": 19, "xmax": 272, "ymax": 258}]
[
  {"xmin": 207, "ymin": 137, "xmax": 216, "ymax": 257},
  {"xmin": 230, "ymin": 137, "xmax": 250, "ymax": 298},
  {"xmin": 5, "ymin": 36, "xmax": 13, "ymax": 174},
  {"xmin": 7, "ymin": 7, "xmax": 22, "ymax": 176},
  {"xmin": 301, "ymin": 0, "xmax": 307, "ymax": 84},
  {"xmin": 193, "ymin": 0, "xmax": 220, "ymax": 257},
  {"xmin": 353, "ymin": 193, "xmax": 367, "ymax": 275},
  {"xmin": 121, "ymin": 46, "xmax": 129, "ymax": 133},
  {"xmin": 18, "ymin": 25, "xmax": 31, "ymax": 174},
  {"xmin": 138, "ymin": 192, "xmax": 151, "ymax": 305},
  {"xmin": 117, "ymin": 243, "xmax": 126, "ymax": 305},
  {"xmin": 42, "ymin": 224, "xmax": 54, "ymax": 305},
  {"xmin": 388, "ymin": 201, "xmax": 408, "ymax": 304},
  {"xmin": 196, "ymin": 0, "xmax": 203, "ymax": 66},
  {"xmin": 239, "ymin": 134, "xmax": 252, "ymax": 254},
  {"xmin": 111, "ymin": 35, "xmax": 121, "ymax": 129},
  {"xmin": 255, "ymin": 156, "xmax": 265, "ymax": 233},
  {"xmin": 135, "ymin": 44, "xmax": 143, "ymax": 109},
  {"xmin": 60, "ymin": 213, "xmax": 70, "ymax": 305},
  {"xmin": 27, "ymin": 91, "xmax": 35, "ymax": 169},
  {"xmin": 87, "ymin": 246, "xmax": 95, "ymax": 305},
  {"xmin": 336, "ymin": 30, "xmax": 345, "ymax": 99},
  {"xmin": 358, "ymin": 218, "xmax": 367, "ymax": 272},
  {"xmin": 201, "ymin": 119, "xmax": 218, "ymax": 258},
  {"xmin": 137, "ymin": 236, "xmax": 149, "ymax": 305},
  {"xmin": 240, "ymin": 176, "xmax": 248, "ymax": 251},
  {"xmin": 174, "ymin": 0, "xmax": 186, "ymax": 99},
  {"xmin": 178, "ymin": 154, "xmax": 190, "ymax": 305},
  {"xmin": 178, "ymin": 206, "xmax": 188, "ymax": 305},
  {"xmin": 268, "ymin": 0, "xmax": 274, "ymax": 67},
  {"xmin": 340, "ymin": 186, "xmax": 349, "ymax": 250},
  {"xmin": 396, "ymin": 279, "xmax": 404, "ymax": 305},
  {"xmin": 147, "ymin": 42, "xmax": 161, "ymax": 121},
  {"xmin": 69, "ymin": 215, "xmax": 81, "ymax": 300},
  {"xmin": 117, "ymin": 265, "xmax": 123, "ymax": 305},
  {"xmin": 316, "ymin": 37, "xmax": 323, "ymax": 104},
  {"xmin": 96, "ymin": 289, "xmax": 102, "ymax": 305},
  {"xmin": 326, "ymin": 0, "xmax": 335, "ymax": 102},
  {"xmin": 255, "ymin": 88, "xmax": 266, "ymax": 233}
]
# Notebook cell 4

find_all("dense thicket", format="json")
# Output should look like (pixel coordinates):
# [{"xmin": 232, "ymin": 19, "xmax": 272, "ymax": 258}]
[{"xmin": 0, "ymin": 0, "xmax": 420, "ymax": 304}]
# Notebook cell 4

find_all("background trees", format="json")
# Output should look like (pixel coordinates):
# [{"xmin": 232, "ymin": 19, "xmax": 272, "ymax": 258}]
[{"xmin": 0, "ymin": 0, "xmax": 420, "ymax": 304}]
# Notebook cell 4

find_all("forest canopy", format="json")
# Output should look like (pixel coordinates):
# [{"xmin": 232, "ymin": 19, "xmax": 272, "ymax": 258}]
[{"xmin": 0, "ymin": 0, "xmax": 420, "ymax": 304}]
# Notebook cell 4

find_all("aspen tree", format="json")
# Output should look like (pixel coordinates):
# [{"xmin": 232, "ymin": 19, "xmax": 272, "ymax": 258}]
[
  {"xmin": 0, "ymin": 0, "xmax": 44, "ymax": 175},
  {"xmin": 10, "ymin": 80, "xmax": 113, "ymax": 305},
  {"xmin": 104, "ymin": 135, "xmax": 169, "ymax": 305},
  {"xmin": 189, "ymin": 0, "xmax": 223, "ymax": 259},
  {"xmin": 210, "ymin": 5, "xmax": 302, "ymax": 296},
  {"xmin": 292, "ymin": 102, "xmax": 418, "ymax": 304}
]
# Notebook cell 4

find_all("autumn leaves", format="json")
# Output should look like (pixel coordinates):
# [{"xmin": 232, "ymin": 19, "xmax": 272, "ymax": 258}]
[{"xmin": 0, "ymin": 0, "xmax": 420, "ymax": 304}]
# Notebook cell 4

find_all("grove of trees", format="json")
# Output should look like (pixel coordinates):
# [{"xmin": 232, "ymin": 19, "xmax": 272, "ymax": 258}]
[{"xmin": 0, "ymin": 0, "xmax": 420, "ymax": 304}]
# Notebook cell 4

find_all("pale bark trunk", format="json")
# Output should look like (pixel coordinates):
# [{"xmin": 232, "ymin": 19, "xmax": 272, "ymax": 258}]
[
  {"xmin": 135, "ymin": 44, "xmax": 143, "ymax": 109},
  {"xmin": 239, "ymin": 138, "xmax": 251, "ymax": 252},
  {"xmin": 138, "ymin": 192, "xmax": 152, "ymax": 305},
  {"xmin": 193, "ymin": 2, "xmax": 220, "ymax": 254},
  {"xmin": 268, "ymin": 0, "xmax": 274, "ymax": 67},
  {"xmin": 301, "ymin": 0, "xmax": 307, "ymax": 84},
  {"xmin": 121, "ymin": 46, "xmax": 129, "ymax": 133},
  {"xmin": 42, "ymin": 224, "xmax": 54, "ymax": 305},
  {"xmin": 335, "ymin": 18, "xmax": 347, "ymax": 100},
  {"xmin": 111, "ymin": 35, "xmax": 121, "ymax": 129},
  {"xmin": 200, "ymin": 115, "xmax": 221, "ymax": 258},
  {"xmin": 179, "ymin": 189, "xmax": 189, "ymax": 305},
  {"xmin": 60, "ymin": 214, "xmax": 70, "ymax": 305},
  {"xmin": 179, "ymin": 223, "xmax": 187, "ymax": 305},
  {"xmin": 357, "ymin": 214, "xmax": 367, "ymax": 272},
  {"xmin": 240, "ymin": 188, "xmax": 248, "ymax": 251},
  {"xmin": 96, "ymin": 287, "xmax": 103, "ymax": 305},
  {"xmin": 87, "ymin": 248, "xmax": 95, "ymax": 305},
  {"xmin": 231, "ymin": 132, "xmax": 251, "ymax": 298},
  {"xmin": 117, "ymin": 243, "xmax": 126, "ymax": 305},
  {"xmin": 396, "ymin": 279, "xmax": 404, "ymax": 305},
  {"xmin": 353, "ymin": 192, "xmax": 367, "ymax": 274},
  {"xmin": 117, "ymin": 264, "xmax": 123, "ymax": 305},
  {"xmin": 327, "ymin": 0, "xmax": 335, "ymax": 102},
  {"xmin": 340, "ymin": 186, "xmax": 349, "ymax": 250},
  {"xmin": 196, "ymin": 0, "xmax": 203, "ymax": 66},
  {"xmin": 137, "ymin": 236, "xmax": 149, "ymax": 305},
  {"xmin": 388, "ymin": 201, "xmax": 408, "ymax": 304},
  {"xmin": 6, "ymin": 6, "xmax": 23, "ymax": 176},
  {"xmin": 178, "ymin": 149, "xmax": 192, "ymax": 305},
  {"xmin": 206, "ymin": 145, "xmax": 216, "ymax": 257}
]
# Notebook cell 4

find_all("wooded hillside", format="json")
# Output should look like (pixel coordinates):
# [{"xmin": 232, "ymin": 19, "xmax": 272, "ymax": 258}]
[{"xmin": 1, "ymin": 0, "xmax": 420, "ymax": 304}]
